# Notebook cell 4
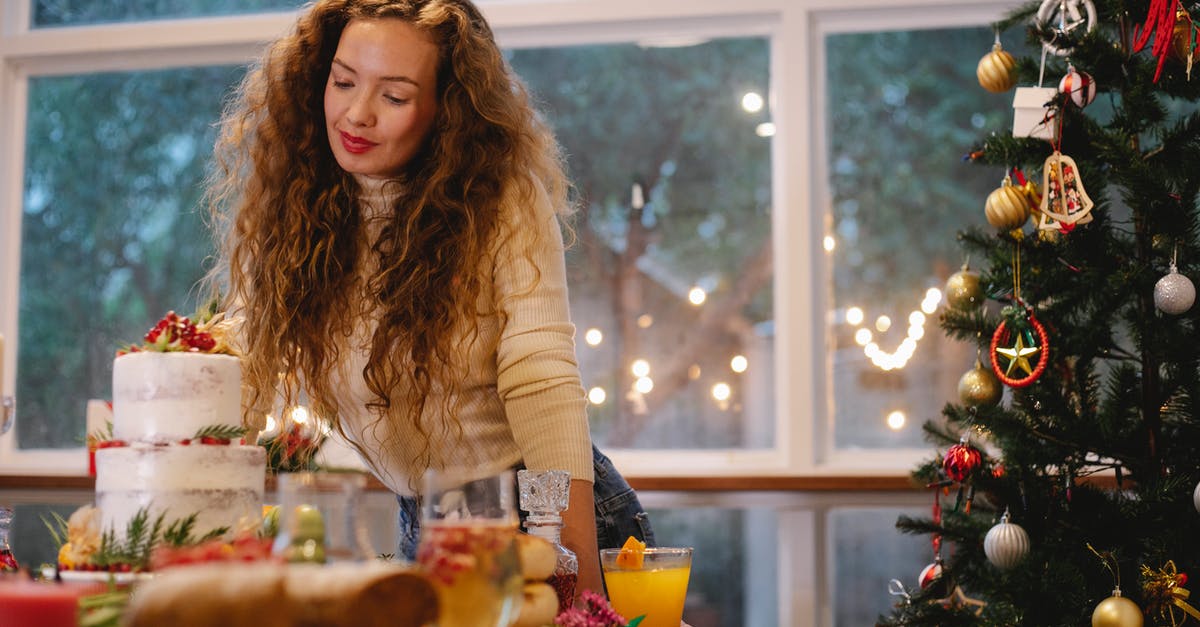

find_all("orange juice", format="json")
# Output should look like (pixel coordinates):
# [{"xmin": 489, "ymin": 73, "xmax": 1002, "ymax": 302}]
[{"xmin": 600, "ymin": 547, "xmax": 692, "ymax": 627}]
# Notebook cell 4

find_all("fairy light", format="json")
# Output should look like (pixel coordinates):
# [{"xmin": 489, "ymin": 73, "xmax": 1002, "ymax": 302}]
[
  {"xmin": 921, "ymin": 288, "xmax": 942, "ymax": 314},
  {"xmin": 741, "ymin": 91, "xmax": 764, "ymax": 113},
  {"xmin": 588, "ymin": 387, "xmax": 607, "ymax": 404},
  {"xmin": 290, "ymin": 405, "xmax": 310, "ymax": 425},
  {"xmin": 584, "ymin": 328, "xmax": 603, "ymax": 346},
  {"xmin": 823, "ymin": 235, "xmax": 836, "ymax": 252},
  {"xmin": 688, "ymin": 287, "xmax": 707, "ymax": 305},
  {"xmin": 631, "ymin": 359, "xmax": 650, "ymax": 378},
  {"xmin": 687, "ymin": 365, "xmax": 702, "ymax": 380},
  {"xmin": 755, "ymin": 122, "xmax": 776, "ymax": 137},
  {"xmin": 262, "ymin": 414, "xmax": 279, "ymax": 436},
  {"xmin": 712, "ymin": 382, "xmax": 732, "ymax": 401},
  {"xmin": 886, "ymin": 410, "xmax": 906, "ymax": 430},
  {"xmin": 637, "ymin": 314, "xmax": 654, "ymax": 329},
  {"xmin": 848, "ymin": 285, "xmax": 943, "ymax": 371},
  {"xmin": 635, "ymin": 377, "xmax": 654, "ymax": 394},
  {"xmin": 730, "ymin": 355, "xmax": 748, "ymax": 373}
]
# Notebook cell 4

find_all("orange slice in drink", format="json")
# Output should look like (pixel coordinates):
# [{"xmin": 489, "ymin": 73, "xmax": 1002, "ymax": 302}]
[{"xmin": 614, "ymin": 535, "xmax": 646, "ymax": 569}]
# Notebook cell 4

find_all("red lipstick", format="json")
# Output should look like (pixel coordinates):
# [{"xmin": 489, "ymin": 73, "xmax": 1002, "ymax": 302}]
[{"xmin": 339, "ymin": 131, "xmax": 377, "ymax": 154}]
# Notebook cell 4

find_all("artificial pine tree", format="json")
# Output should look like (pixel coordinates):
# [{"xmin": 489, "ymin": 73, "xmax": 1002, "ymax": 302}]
[{"xmin": 880, "ymin": 0, "xmax": 1200, "ymax": 625}]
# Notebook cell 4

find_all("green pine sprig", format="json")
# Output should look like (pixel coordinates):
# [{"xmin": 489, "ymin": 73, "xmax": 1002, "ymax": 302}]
[
  {"xmin": 42, "ymin": 510, "xmax": 70, "ymax": 550},
  {"xmin": 193, "ymin": 424, "xmax": 247, "ymax": 440}
]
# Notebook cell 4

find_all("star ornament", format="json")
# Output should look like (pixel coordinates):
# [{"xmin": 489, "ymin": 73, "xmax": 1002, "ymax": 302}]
[
  {"xmin": 989, "ymin": 312, "xmax": 1051, "ymax": 388},
  {"xmin": 996, "ymin": 331, "xmax": 1040, "ymax": 376}
]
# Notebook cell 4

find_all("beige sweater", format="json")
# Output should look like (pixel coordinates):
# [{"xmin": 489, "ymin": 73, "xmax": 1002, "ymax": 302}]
[{"xmin": 328, "ymin": 176, "xmax": 593, "ymax": 495}]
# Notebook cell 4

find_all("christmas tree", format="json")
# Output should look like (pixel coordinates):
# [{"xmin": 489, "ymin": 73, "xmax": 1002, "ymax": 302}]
[{"xmin": 880, "ymin": 0, "xmax": 1200, "ymax": 625}]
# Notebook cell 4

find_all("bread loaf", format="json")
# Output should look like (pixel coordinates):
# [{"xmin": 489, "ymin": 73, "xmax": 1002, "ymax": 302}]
[
  {"xmin": 516, "ymin": 533, "xmax": 557, "ymax": 581},
  {"xmin": 123, "ymin": 562, "xmax": 437, "ymax": 627},
  {"xmin": 511, "ymin": 581, "xmax": 559, "ymax": 627}
]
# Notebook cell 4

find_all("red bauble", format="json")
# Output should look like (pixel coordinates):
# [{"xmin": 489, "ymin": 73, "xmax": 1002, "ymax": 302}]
[
  {"xmin": 943, "ymin": 442, "xmax": 983, "ymax": 482},
  {"xmin": 919, "ymin": 561, "xmax": 943, "ymax": 589}
]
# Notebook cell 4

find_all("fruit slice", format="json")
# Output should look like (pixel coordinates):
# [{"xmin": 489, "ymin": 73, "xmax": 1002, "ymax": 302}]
[{"xmin": 614, "ymin": 535, "xmax": 645, "ymax": 569}]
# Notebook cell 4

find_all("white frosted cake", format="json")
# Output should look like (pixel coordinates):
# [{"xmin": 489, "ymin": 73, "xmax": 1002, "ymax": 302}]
[{"xmin": 95, "ymin": 351, "xmax": 265, "ymax": 540}]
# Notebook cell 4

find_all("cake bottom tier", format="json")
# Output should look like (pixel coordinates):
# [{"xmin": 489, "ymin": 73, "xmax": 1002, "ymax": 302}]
[{"xmin": 95, "ymin": 444, "xmax": 266, "ymax": 538}]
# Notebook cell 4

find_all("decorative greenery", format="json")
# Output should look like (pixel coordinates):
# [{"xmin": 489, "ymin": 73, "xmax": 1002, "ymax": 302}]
[{"xmin": 192, "ymin": 424, "xmax": 247, "ymax": 441}]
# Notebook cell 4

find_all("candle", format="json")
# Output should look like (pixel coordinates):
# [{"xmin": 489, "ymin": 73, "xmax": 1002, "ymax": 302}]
[{"xmin": 0, "ymin": 578, "xmax": 107, "ymax": 627}]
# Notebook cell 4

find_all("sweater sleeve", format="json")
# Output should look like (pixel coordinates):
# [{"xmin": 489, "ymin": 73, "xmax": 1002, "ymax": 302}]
[{"xmin": 492, "ymin": 186, "xmax": 594, "ymax": 483}]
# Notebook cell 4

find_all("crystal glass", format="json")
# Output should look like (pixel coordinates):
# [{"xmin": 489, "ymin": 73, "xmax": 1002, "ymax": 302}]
[
  {"xmin": 417, "ymin": 470, "xmax": 522, "ymax": 627},
  {"xmin": 600, "ymin": 546, "xmax": 693, "ymax": 627},
  {"xmin": 271, "ymin": 472, "xmax": 374, "ymax": 564},
  {"xmin": 0, "ymin": 507, "xmax": 18, "ymax": 572},
  {"xmin": 517, "ymin": 469, "xmax": 578, "ymax": 614}
]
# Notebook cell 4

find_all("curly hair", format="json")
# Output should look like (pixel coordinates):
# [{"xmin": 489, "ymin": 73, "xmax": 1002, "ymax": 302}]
[{"xmin": 204, "ymin": 0, "xmax": 572, "ymax": 476}]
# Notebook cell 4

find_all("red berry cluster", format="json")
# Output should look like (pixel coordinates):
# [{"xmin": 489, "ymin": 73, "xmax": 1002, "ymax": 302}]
[
  {"xmin": 149, "ymin": 534, "xmax": 275, "ymax": 570},
  {"xmin": 61, "ymin": 561, "xmax": 141, "ymax": 573},
  {"xmin": 141, "ymin": 311, "xmax": 216, "ymax": 352}
]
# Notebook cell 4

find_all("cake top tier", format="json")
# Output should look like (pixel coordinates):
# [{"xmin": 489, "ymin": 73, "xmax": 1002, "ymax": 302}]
[{"xmin": 112, "ymin": 351, "xmax": 244, "ymax": 443}]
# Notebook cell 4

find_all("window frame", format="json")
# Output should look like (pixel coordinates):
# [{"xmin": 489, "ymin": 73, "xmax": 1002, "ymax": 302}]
[{"xmin": 0, "ymin": 0, "xmax": 1013, "ymax": 478}]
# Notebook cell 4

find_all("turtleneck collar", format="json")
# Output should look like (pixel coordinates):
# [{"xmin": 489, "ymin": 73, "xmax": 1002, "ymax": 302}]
[{"xmin": 353, "ymin": 174, "xmax": 403, "ymax": 220}]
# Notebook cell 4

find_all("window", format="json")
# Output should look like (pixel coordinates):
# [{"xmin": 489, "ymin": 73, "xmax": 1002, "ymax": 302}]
[
  {"xmin": 18, "ymin": 67, "xmax": 240, "ymax": 449},
  {"xmin": 29, "ymin": 0, "xmax": 303, "ymax": 27},
  {"xmin": 509, "ymin": 38, "xmax": 773, "ymax": 451}
]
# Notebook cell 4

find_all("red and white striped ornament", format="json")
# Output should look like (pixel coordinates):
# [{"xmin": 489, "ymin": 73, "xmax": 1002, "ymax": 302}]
[{"xmin": 1059, "ymin": 66, "xmax": 1097, "ymax": 107}]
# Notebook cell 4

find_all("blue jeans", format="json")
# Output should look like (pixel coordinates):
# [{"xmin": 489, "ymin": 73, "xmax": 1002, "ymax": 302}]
[{"xmin": 396, "ymin": 445, "xmax": 655, "ymax": 561}]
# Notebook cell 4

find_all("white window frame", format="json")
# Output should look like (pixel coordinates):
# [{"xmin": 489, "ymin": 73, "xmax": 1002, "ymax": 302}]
[{"xmin": 0, "ymin": 0, "xmax": 1013, "ymax": 478}]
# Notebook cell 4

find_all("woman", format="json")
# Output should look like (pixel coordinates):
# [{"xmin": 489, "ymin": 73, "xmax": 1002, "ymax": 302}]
[{"xmin": 204, "ymin": 0, "xmax": 653, "ymax": 598}]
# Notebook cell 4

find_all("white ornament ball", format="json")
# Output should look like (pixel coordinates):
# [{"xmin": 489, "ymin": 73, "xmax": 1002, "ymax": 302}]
[
  {"xmin": 1059, "ymin": 66, "xmax": 1097, "ymax": 108},
  {"xmin": 1155, "ymin": 265, "xmax": 1196, "ymax": 315},
  {"xmin": 984, "ymin": 516, "xmax": 1030, "ymax": 569},
  {"xmin": 1193, "ymin": 480, "xmax": 1200, "ymax": 514}
]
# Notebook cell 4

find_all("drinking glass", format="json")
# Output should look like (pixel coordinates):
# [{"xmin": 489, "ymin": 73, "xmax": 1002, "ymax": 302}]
[
  {"xmin": 416, "ymin": 469, "xmax": 522, "ymax": 627},
  {"xmin": 600, "ymin": 547, "xmax": 693, "ymax": 627},
  {"xmin": 271, "ymin": 471, "xmax": 374, "ymax": 564}
]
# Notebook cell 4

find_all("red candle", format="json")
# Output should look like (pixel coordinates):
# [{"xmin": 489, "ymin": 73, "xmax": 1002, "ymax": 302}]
[{"xmin": 0, "ymin": 577, "xmax": 107, "ymax": 627}]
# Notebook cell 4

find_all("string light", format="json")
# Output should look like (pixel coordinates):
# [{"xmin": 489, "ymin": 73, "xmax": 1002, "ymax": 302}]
[
  {"xmin": 636, "ymin": 314, "xmax": 654, "ymax": 328},
  {"xmin": 844, "ymin": 286, "xmax": 944, "ymax": 371},
  {"xmin": 823, "ymin": 235, "xmax": 836, "ymax": 252},
  {"xmin": 755, "ymin": 122, "xmax": 776, "ymax": 137},
  {"xmin": 886, "ymin": 410, "xmax": 906, "ymax": 430},
  {"xmin": 730, "ymin": 355, "xmax": 748, "ymax": 373},
  {"xmin": 634, "ymin": 377, "xmax": 654, "ymax": 394},
  {"xmin": 712, "ymin": 382, "xmax": 731, "ymax": 401},
  {"xmin": 631, "ymin": 359, "xmax": 650, "ymax": 377},
  {"xmin": 741, "ymin": 91, "xmax": 764, "ymax": 112},
  {"xmin": 588, "ymin": 387, "xmax": 607, "ymax": 404},
  {"xmin": 585, "ymin": 328, "xmax": 603, "ymax": 346},
  {"xmin": 688, "ymin": 287, "xmax": 707, "ymax": 305},
  {"xmin": 290, "ymin": 406, "xmax": 310, "ymax": 425}
]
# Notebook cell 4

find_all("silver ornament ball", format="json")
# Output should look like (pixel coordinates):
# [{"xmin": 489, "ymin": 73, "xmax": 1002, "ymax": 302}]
[
  {"xmin": 984, "ymin": 515, "xmax": 1030, "ymax": 569},
  {"xmin": 1155, "ymin": 266, "xmax": 1195, "ymax": 315}
]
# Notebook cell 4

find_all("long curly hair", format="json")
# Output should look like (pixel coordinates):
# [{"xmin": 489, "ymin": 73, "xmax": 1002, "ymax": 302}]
[{"xmin": 204, "ymin": 0, "xmax": 571, "ymax": 475}]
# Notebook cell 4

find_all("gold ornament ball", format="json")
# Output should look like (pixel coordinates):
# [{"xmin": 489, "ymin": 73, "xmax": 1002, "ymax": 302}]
[
  {"xmin": 958, "ymin": 362, "xmax": 1003, "ymax": 407},
  {"xmin": 1171, "ymin": 7, "xmax": 1195, "ymax": 62},
  {"xmin": 977, "ymin": 43, "xmax": 1018, "ymax": 93},
  {"xmin": 1092, "ymin": 593, "xmax": 1143, "ymax": 627},
  {"xmin": 945, "ymin": 267, "xmax": 983, "ymax": 310},
  {"xmin": 985, "ymin": 182, "xmax": 1031, "ymax": 231}
]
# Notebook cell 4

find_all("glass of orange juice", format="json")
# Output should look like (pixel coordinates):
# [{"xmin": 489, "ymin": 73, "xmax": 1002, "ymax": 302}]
[{"xmin": 600, "ymin": 546, "xmax": 693, "ymax": 627}]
